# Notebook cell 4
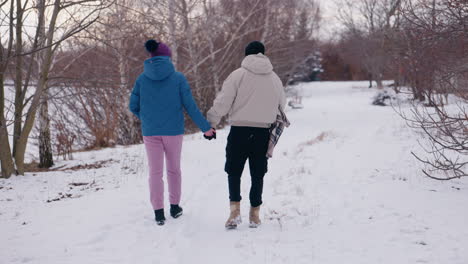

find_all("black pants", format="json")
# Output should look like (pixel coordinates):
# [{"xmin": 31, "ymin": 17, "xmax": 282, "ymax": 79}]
[{"xmin": 225, "ymin": 126, "xmax": 269, "ymax": 207}]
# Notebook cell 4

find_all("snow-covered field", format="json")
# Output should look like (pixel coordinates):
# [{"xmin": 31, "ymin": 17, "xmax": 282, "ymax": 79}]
[{"xmin": 1, "ymin": 81, "xmax": 467, "ymax": 264}]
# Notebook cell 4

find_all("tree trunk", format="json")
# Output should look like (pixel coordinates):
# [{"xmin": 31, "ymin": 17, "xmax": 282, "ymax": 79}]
[
  {"xmin": 38, "ymin": 95, "xmax": 54, "ymax": 168},
  {"xmin": 12, "ymin": 93, "xmax": 23, "ymax": 158},
  {"xmin": 0, "ymin": 74, "xmax": 15, "ymax": 178},
  {"xmin": 373, "ymin": 68, "xmax": 384, "ymax": 89},
  {"xmin": 393, "ymin": 78, "xmax": 400, "ymax": 94},
  {"xmin": 12, "ymin": 0, "xmax": 24, "ymax": 158},
  {"xmin": 14, "ymin": 0, "xmax": 61, "ymax": 175},
  {"xmin": 376, "ymin": 77, "xmax": 384, "ymax": 89},
  {"xmin": 412, "ymin": 80, "xmax": 425, "ymax": 101},
  {"xmin": 0, "ymin": 128, "xmax": 15, "ymax": 178},
  {"xmin": 0, "ymin": 1, "xmax": 18, "ymax": 178},
  {"xmin": 115, "ymin": 34, "xmax": 140, "ymax": 145}
]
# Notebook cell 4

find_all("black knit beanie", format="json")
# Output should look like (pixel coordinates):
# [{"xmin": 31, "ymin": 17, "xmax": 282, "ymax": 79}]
[
  {"xmin": 245, "ymin": 41, "xmax": 265, "ymax": 56},
  {"xmin": 145, "ymin": 39, "xmax": 159, "ymax": 53}
]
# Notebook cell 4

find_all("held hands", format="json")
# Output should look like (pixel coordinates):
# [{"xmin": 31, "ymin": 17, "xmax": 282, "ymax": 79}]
[{"xmin": 203, "ymin": 128, "xmax": 216, "ymax": 140}]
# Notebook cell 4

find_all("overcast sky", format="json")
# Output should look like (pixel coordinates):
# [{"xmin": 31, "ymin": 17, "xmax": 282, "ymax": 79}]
[{"xmin": 317, "ymin": 0, "xmax": 343, "ymax": 40}]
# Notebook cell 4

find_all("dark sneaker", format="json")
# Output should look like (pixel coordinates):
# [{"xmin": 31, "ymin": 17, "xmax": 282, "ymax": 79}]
[
  {"xmin": 170, "ymin": 204, "xmax": 183, "ymax": 218},
  {"xmin": 154, "ymin": 209, "xmax": 166, "ymax": 225}
]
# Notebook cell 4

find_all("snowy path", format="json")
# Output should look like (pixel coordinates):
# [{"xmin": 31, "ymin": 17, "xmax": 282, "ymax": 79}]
[{"xmin": 1, "ymin": 81, "xmax": 467, "ymax": 264}]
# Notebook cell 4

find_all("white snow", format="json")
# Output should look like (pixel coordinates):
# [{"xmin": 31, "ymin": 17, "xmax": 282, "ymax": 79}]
[{"xmin": 1, "ymin": 81, "xmax": 467, "ymax": 264}]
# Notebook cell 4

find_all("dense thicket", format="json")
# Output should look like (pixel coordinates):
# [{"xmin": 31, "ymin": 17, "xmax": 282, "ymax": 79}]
[
  {"xmin": 331, "ymin": 0, "xmax": 467, "ymax": 179},
  {"xmin": 1, "ymin": 0, "xmax": 322, "ymax": 177},
  {"xmin": 47, "ymin": 0, "xmax": 322, "ymax": 148}
]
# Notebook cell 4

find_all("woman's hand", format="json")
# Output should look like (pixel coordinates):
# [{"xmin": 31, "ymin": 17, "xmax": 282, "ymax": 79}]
[{"xmin": 203, "ymin": 128, "xmax": 216, "ymax": 140}]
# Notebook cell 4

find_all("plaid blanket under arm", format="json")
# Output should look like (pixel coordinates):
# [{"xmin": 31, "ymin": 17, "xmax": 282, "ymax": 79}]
[{"xmin": 267, "ymin": 108, "xmax": 290, "ymax": 158}]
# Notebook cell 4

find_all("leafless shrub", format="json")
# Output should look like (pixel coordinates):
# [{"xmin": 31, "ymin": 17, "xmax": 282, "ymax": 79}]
[
  {"xmin": 400, "ymin": 91, "xmax": 467, "ymax": 180},
  {"xmin": 392, "ymin": 0, "xmax": 468, "ymax": 180},
  {"xmin": 41, "ymin": 0, "xmax": 323, "ymax": 145},
  {"xmin": 54, "ymin": 120, "xmax": 76, "ymax": 161},
  {"xmin": 335, "ymin": 0, "xmax": 467, "ymax": 180}
]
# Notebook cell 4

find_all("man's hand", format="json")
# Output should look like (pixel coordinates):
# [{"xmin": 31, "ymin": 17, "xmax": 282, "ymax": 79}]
[{"xmin": 203, "ymin": 128, "xmax": 216, "ymax": 140}]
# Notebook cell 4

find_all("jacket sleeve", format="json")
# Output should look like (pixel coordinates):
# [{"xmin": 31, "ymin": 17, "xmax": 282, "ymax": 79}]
[
  {"xmin": 207, "ymin": 71, "xmax": 238, "ymax": 127},
  {"xmin": 276, "ymin": 74, "xmax": 286, "ymax": 111},
  {"xmin": 180, "ymin": 75, "xmax": 211, "ymax": 133},
  {"xmin": 129, "ymin": 80, "xmax": 141, "ymax": 119},
  {"xmin": 279, "ymin": 85, "xmax": 286, "ymax": 111}
]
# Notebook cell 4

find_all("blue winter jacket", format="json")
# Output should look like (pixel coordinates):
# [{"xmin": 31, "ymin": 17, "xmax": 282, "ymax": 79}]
[{"xmin": 129, "ymin": 56, "xmax": 211, "ymax": 136}]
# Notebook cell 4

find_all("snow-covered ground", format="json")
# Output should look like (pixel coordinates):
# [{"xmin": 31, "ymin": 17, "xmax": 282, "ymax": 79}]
[{"xmin": 1, "ymin": 81, "xmax": 467, "ymax": 264}]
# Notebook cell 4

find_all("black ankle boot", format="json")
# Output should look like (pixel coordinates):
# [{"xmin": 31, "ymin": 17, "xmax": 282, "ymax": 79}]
[
  {"xmin": 154, "ymin": 209, "xmax": 166, "ymax": 225},
  {"xmin": 170, "ymin": 204, "xmax": 183, "ymax": 218}
]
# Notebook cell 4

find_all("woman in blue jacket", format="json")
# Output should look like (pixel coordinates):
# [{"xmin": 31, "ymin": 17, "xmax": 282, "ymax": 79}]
[{"xmin": 129, "ymin": 40, "xmax": 215, "ymax": 225}]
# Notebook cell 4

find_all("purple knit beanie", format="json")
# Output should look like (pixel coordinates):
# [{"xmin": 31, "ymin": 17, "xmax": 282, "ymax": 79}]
[{"xmin": 145, "ymin": 39, "xmax": 172, "ymax": 57}]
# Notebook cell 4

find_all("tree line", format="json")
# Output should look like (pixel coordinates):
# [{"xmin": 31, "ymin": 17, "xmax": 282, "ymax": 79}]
[
  {"xmin": 329, "ymin": 0, "xmax": 467, "ymax": 180},
  {"xmin": 0, "ymin": 0, "xmax": 321, "ymax": 178},
  {"xmin": 1, "ymin": 0, "xmax": 466, "ymax": 180}
]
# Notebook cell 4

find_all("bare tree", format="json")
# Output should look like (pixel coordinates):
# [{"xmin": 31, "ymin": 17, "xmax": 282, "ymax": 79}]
[
  {"xmin": 0, "ymin": 0, "xmax": 16, "ymax": 177},
  {"xmin": 0, "ymin": 0, "xmax": 110, "ymax": 178},
  {"xmin": 333, "ymin": 0, "xmax": 466, "ymax": 179},
  {"xmin": 10, "ymin": 0, "xmax": 323, "ymax": 158},
  {"xmin": 337, "ymin": 0, "xmax": 402, "ymax": 89},
  {"xmin": 92, "ymin": 0, "xmax": 149, "ymax": 145},
  {"xmin": 394, "ymin": 0, "xmax": 467, "ymax": 180}
]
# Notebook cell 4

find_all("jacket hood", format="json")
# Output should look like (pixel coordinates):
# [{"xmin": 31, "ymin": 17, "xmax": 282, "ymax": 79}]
[
  {"xmin": 143, "ymin": 56, "xmax": 175, "ymax": 81},
  {"xmin": 241, "ymin": 54, "xmax": 273, "ymax": 75}
]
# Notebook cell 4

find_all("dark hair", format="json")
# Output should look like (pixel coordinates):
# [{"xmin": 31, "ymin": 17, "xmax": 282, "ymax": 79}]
[
  {"xmin": 145, "ymin": 39, "xmax": 159, "ymax": 53},
  {"xmin": 245, "ymin": 41, "xmax": 265, "ymax": 56}
]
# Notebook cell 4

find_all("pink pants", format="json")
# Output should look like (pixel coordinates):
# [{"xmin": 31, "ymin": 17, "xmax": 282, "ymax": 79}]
[{"xmin": 143, "ymin": 135, "xmax": 183, "ymax": 210}]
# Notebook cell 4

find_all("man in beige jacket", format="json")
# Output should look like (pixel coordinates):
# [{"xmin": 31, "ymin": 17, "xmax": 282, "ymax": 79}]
[{"xmin": 207, "ymin": 41, "xmax": 286, "ymax": 229}]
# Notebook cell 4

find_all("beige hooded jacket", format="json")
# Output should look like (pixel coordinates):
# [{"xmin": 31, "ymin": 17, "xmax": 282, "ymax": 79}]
[{"xmin": 207, "ymin": 53, "xmax": 286, "ymax": 128}]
